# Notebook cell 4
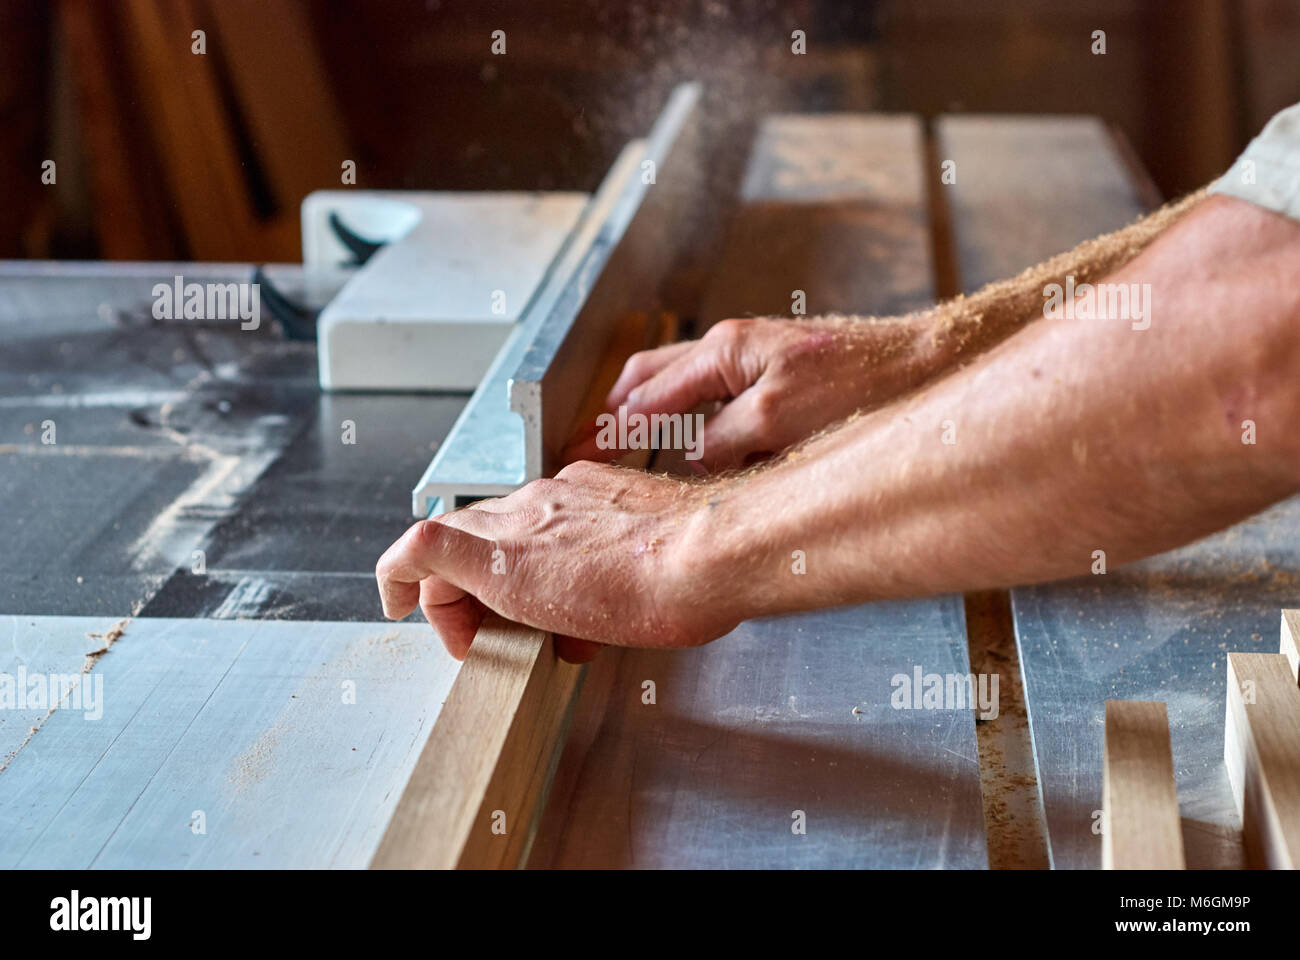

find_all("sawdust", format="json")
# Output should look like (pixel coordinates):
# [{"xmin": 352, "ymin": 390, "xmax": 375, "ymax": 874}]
[
  {"xmin": 923, "ymin": 187, "xmax": 1208, "ymax": 357},
  {"xmin": 0, "ymin": 618, "xmax": 131, "ymax": 776},
  {"xmin": 83, "ymin": 617, "xmax": 131, "ymax": 673}
]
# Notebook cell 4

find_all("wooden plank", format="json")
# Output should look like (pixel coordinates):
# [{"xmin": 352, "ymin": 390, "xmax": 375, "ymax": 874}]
[
  {"xmin": 1102, "ymin": 700, "xmax": 1185, "ymax": 869},
  {"xmin": 204, "ymin": 0, "xmax": 352, "ymax": 217},
  {"xmin": 935, "ymin": 115, "xmax": 1148, "ymax": 293},
  {"xmin": 697, "ymin": 114, "xmax": 933, "ymax": 326},
  {"xmin": 117, "ymin": 0, "xmax": 259, "ymax": 261},
  {"xmin": 1281, "ymin": 610, "xmax": 1300, "ymax": 684},
  {"xmin": 58, "ymin": 0, "xmax": 184, "ymax": 258},
  {"xmin": 372, "ymin": 308, "xmax": 669, "ymax": 870},
  {"xmin": 1225, "ymin": 652, "xmax": 1300, "ymax": 869},
  {"xmin": 371, "ymin": 617, "xmax": 582, "ymax": 869}
]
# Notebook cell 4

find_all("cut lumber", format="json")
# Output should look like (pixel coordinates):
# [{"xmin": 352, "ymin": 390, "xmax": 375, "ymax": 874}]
[
  {"xmin": 373, "ymin": 311, "xmax": 665, "ymax": 869},
  {"xmin": 1102, "ymin": 700, "xmax": 1185, "ymax": 869},
  {"xmin": 371, "ymin": 616, "xmax": 584, "ymax": 869},
  {"xmin": 1224, "ymin": 652, "xmax": 1300, "ymax": 868},
  {"xmin": 1281, "ymin": 610, "xmax": 1300, "ymax": 683}
]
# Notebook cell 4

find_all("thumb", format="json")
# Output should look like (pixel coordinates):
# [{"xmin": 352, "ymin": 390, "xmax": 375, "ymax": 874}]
[{"xmin": 375, "ymin": 517, "xmax": 496, "ymax": 620}]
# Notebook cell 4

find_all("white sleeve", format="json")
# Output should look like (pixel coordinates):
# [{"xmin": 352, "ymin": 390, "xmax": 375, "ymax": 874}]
[{"xmin": 1210, "ymin": 102, "xmax": 1300, "ymax": 221}]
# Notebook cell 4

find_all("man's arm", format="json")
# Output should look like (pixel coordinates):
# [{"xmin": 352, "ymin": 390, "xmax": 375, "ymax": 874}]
[
  {"xmin": 684, "ymin": 194, "xmax": 1300, "ymax": 618},
  {"xmin": 566, "ymin": 189, "xmax": 1208, "ymax": 470},
  {"xmin": 378, "ymin": 193, "xmax": 1300, "ymax": 657}
]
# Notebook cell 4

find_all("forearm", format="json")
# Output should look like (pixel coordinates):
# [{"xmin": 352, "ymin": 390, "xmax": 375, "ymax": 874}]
[{"xmin": 690, "ymin": 195, "xmax": 1300, "ymax": 616}]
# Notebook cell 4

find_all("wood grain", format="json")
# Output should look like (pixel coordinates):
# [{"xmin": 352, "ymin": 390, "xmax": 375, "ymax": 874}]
[
  {"xmin": 372, "ymin": 309, "xmax": 668, "ymax": 869},
  {"xmin": 371, "ymin": 616, "xmax": 584, "ymax": 869},
  {"xmin": 1281, "ymin": 610, "xmax": 1300, "ymax": 684},
  {"xmin": 1225, "ymin": 652, "xmax": 1300, "ymax": 869},
  {"xmin": 1102, "ymin": 700, "xmax": 1185, "ymax": 869}
]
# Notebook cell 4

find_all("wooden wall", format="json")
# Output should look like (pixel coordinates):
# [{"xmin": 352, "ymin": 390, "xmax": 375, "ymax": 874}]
[{"xmin": 6, "ymin": 0, "xmax": 1300, "ymax": 261}]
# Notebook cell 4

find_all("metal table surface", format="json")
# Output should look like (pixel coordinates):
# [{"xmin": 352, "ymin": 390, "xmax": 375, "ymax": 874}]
[
  {"xmin": 0, "ymin": 261, "xmax": 457, "ymax": 624},
  {"xmin": 1, "ymin": 255, "xmax": 986, "ymax": 868},
  {"xmin": 1012, "ymin": 499, "xmax": 1300, "ymax": 869}
]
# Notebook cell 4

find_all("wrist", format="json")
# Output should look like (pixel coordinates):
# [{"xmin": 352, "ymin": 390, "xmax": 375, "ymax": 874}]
[{"xmin": 672, "ymin": 468, "xmax": 815, "ymax": 631}]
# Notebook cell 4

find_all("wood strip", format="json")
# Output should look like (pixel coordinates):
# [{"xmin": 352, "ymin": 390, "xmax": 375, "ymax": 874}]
[
  {"xmin": 372, "ymin": 311, "xmax": 666, "ymax": 870},
  {"xmin": 203, "ymin": 0, "xmax": 352, "ymax": 214},
  {"xmin": 371, "ymin": 616, "xmax": 583, "ymax": 869},
  {"xmin": 1102, "ymin": 700, "xmax": 1185, "ymax": 869},
  {"xmin": 1225, "ymin": 652, "xmax": 1300, "ymax": 869},
  {"xmin": 1281, "ymin": 610, "xmax": 1300, "ymax": 684},
  {"xmin": 118, "ymin": 0, "xmax": 262, "ymax": 260}
]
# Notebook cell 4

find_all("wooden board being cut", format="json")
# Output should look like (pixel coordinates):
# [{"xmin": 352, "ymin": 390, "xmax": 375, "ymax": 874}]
[
  {"xmin": 1225, "ymin": 652, "xmax": 1300, "ymax": 869},
  {"xmin": 1102, "ymin": 700, "xmax": 1185, "ymax": 869},
  {"xmin": 372, "ymin": 310, "xmax": 674, "ymax": 869},
  {"xmin": 530, "ymin": 115, "xmax": 989, "ymax": 870},
  {"xmin": 371, "ymin": 617, "xmax": 583, "ymax": 869}
]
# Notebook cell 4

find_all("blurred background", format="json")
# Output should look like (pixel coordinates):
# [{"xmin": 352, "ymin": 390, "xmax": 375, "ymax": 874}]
[{"xmin": 3, "ymin": 0, "xmax": 1298, "ymax": 264}]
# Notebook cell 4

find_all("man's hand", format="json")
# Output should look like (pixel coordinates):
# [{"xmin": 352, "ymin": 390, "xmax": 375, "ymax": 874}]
[
  {"xmin": 564, "ymin": 314, "xmax": 939, "ymax": 470},
  {"xmin": 375, "ymin": 461, "xmax": 742, "ymax": 663}
]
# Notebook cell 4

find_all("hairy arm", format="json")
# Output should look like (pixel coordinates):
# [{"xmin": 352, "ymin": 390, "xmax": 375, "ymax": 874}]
[
  {"xmin": 572, "ymin": 189, "xmax": 1210, "ymax": 469},
  {"xmin": 378, "ymin": 194, "xmax": 1300, "ymax": 658},
  {"xmin": 686, "ymin": 194, "xmax": 1300, "ymax": 618}
]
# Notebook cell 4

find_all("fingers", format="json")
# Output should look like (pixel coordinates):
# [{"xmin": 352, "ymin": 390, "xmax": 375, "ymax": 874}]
[
  {"xmin": 606, "ymin": 340, "xmax": 695, "ymax": 408},
  {"xmin": 422, "ymin": 589, "xmax": 486, "ymax": 660},
  {"xmin": 695, "ymin": 389, "xmax": 775, "ymax": 471},
  {"xmin": 564, "ymin": 341, "xmax": 701, "ymax": 464},
  {"xmin": 619, "ymin": 340, "xmax": 739, "ymax": 417},
  {"xmin": 375, "ymin": 517, "xmax": 494, "ymax": 621}
]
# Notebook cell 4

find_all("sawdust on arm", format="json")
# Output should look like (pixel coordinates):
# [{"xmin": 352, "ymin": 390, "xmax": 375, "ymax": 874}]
[{"xmin": 918, "ymin": 187, "xmax": 1208, "ymax": 365}]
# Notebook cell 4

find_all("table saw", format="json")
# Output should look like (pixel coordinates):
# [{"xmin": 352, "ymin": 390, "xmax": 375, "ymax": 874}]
[{"xmin": 2, "ymin": 86, "xmax": 1295, "ymax": 870}]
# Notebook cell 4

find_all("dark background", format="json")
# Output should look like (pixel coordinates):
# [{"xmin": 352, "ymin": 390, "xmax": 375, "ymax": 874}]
[{"xmin": 3, "ymin": 0, "xmax": 1298, "ymax": 263}]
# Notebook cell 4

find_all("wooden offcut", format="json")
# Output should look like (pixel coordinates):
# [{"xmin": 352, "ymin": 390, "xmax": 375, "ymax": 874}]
[
  {"xmin": 1102, "ymin": 700, "xmax": 1185, "ymax": 869},
  {"xmin": 1281, "ymin": 610, "xmax": 1300, "ymax": 683},
  {"xmin": 1224, "ymin": 652, "xmax": 1300, "ymax": 869}
]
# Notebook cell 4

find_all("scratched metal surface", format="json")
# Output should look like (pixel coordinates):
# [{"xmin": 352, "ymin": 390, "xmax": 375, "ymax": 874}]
[
  {"xmin": 540, "ymin": 600, "xmax": 987, "ymax": 868},
  {"xmin": 1012, "ymin": 498, "xmax": 1300, "ymax": 869},
  {"xmin": 0, "ymin": 263, "xmax": 471, "ymax": 862},
  {"xmin": 0, "ymin": 262, "xmax": 455, "ymax": 623}
]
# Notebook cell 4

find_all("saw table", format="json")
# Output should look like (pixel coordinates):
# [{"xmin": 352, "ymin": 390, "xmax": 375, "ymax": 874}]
[{"xmin": 2, "ymin": 95, "xmax": 1293, "ymax": 869}]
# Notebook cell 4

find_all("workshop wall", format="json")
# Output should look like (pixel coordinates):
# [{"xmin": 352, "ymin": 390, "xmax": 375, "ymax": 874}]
[{"xmin": 3, "ymin": 0, "xmax": 1299, "ymax": 262}]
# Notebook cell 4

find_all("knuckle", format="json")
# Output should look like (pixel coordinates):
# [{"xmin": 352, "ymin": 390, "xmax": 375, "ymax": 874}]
[
  {"xmin": 555, "ymin": 460, "xmax": 599, "ymax": 482},
  {"xmin": 750, "ymin": 388, "xmax": 781, "ymax": 428},
  {"xmin": 413, "ymin": 518, "xmax": 443, "ymax": 551},
  {"xmin": 622, "ymin": 352, "xmax": 652, "ymax": 381},
  {"xmin": 706, "ymin": 318, "xmax": 748, "ymax": 344}
]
